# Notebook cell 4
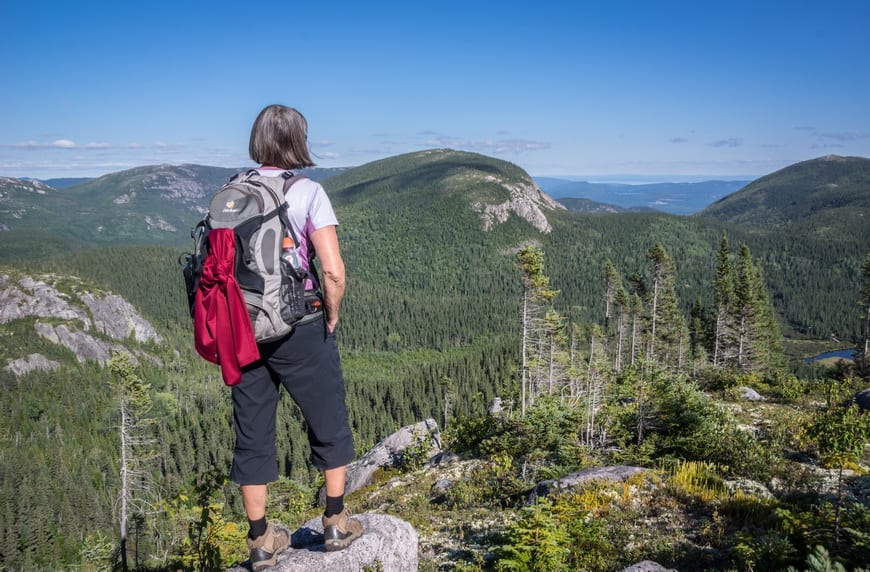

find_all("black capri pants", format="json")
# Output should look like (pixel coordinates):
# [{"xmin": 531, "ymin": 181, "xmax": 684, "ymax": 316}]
[{"xmin": 229, "ymin": 316, "xmax": 355, "ymax": 485}]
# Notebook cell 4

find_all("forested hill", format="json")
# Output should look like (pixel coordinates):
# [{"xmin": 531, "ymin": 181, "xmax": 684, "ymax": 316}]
[
  {"xmin": 321, "ymin": 148, "xmax": 565, "ymax": 352},
  {"xmin": 325, "ymin": 148, "xmax": 563, "ymax": 229},
  {"xmin": 697, "ymin": 155, "xmax": 870, "ymax": 227},
  {"xmin": 2, "ymin": 149, "xmax": 869, "ymax": 341},
  {"xmin": 0, "ymin": 164, "xmax": 349, "ymax": 257}
]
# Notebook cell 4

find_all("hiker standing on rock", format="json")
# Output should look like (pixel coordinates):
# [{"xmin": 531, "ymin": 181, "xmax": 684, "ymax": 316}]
[{"xmin": 233, "ymin": 104, "xmax": 362, "ymax": 569}]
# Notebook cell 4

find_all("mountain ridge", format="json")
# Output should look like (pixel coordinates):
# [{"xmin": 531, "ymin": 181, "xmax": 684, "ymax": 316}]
[{"xmin": 697, "ymin": 154, "xmax": 870, "ymax": 226}]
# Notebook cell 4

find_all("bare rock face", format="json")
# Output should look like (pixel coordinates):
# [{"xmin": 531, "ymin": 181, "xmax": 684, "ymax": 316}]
[
  {"xmin": 226, "ymin": 514, "xmax": 418, "ymax": 572},
  {"xmin": 144, "ymin": 165, "xmax": 210, "ymax": 200},
  {"xmin": 0, "ymin": 275, "xmax": 89, "ymax": 327},
  {"xmin": 319, "ymin": 419, "xmax": 441, "ymax": 504},
  {"xmin": 0, "ymin": 272, "xmax": 161, "ymax": 372},
  {"xmin": 529, "ymin": 465, "xmax": 651, "ymax": 502},
  {"xmin": 143, "ymin": 215, "xmax": 177, "ymax": 232},
  {"xmin": 3, "ymin": 353, "xmax": 60, "ymax": 377},
  {"xmin": 81, "ymin": 292, "xmax": 161, "ymax": 343},
  {"xmin": 35, "ymin": 322, "xmax": 117, "ymax": 364},
  {"xmin": 471, "ymin": 176, "xmax": 564, "ymax": 234}
]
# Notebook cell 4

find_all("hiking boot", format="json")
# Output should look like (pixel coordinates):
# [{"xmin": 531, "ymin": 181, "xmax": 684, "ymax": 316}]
[
  {"xmin": 247, "ymin": 523, "xmax": 290, "ymax": 571},
  {"xmin": 322, "ymin": 508, "xmax": 363, "ymax": 551}
]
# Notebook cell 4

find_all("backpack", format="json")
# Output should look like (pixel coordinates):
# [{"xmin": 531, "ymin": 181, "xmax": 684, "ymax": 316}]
[{"xmin": 180, "ymin": 170, "xmax": 315, "ymax": 343}]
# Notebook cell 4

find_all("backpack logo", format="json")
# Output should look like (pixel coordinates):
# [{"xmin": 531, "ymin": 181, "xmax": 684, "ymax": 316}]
[{"xmin": 222, "ymin": 200, "xmax": 237, "ymax": 213}]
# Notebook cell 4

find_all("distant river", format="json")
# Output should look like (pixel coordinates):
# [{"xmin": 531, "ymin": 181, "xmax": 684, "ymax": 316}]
[{"xmin": 803, "ymin": 349, "xmax": 857, "ymax": 363}]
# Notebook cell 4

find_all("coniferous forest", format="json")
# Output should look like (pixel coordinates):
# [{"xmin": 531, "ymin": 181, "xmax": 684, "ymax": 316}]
[{"xmin": 1, "ymin": 150, "xmax": 869, "ymax": 571}]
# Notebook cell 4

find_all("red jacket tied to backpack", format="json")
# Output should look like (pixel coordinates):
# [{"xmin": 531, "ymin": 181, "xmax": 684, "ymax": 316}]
[{"xmin": 194, "ymin": 228, "xmax": 260, "ymax": 385}]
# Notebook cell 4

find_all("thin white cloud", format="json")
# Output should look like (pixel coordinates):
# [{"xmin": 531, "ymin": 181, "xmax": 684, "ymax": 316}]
[
  {"xmin": 669, "ymin": 137, "xmax": 688, "ymax": 143},
  {"xmin": 318, "ymin": 151, "xmax": 341, "ymax": 159},
  {"xmin": 313, "ymin": 140, "xmax": 333, "ymax": 147},
  {"xmin": 419, "ymin": 136, "xmax": 551, "ymax": 154},
  {"xmin": 709, "ymin": 138, "xmax": 743, "ymax": 148},
  {"xmin": 152, "ymin": 141, "xmax": 186, "ymax": 154},
  {"xmin": 818, "ymin": 131, "xmax": 868, "ymax": 142},
  {"xmin": 7, "ymin": 139, "xmax": 111, "ymax": 150}
]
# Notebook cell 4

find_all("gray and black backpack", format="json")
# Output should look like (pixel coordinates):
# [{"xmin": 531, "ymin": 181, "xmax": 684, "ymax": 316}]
[{"xmin": 181, "ymin": 170, "xmax": 315, "ymax": 342}]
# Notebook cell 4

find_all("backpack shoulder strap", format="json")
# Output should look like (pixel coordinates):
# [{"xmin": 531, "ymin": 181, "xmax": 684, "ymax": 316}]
[
  {"xmin": 277, "ymin": 172, "xmax": 310, "ymax": 244},
  {"xmin": 278, "ymin": 172, "xmax": 322, "ymax": 289},
  {"xmin": 280, "ymin": 171, "xmax": 309, "ymax": 193}
]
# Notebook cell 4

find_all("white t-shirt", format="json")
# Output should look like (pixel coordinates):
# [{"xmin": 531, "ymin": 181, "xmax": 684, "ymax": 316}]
[{"xmin": 255, "ymin": 168, "xmax": 339, "ymax": 287}]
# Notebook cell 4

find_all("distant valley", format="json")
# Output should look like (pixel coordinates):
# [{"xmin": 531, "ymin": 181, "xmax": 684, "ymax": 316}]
[{"xmin": 535, "ymin": 176, "xmax": 750, "ymax": 214}]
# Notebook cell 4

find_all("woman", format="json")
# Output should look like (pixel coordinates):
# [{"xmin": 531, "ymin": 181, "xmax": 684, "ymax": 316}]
[{"xmin": 234, "ymin": 104, "xmax": 361, "ymax": 570}]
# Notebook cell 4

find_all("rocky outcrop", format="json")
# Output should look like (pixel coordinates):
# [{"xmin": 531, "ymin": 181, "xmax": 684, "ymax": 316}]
[
  {"xmin": 487, "ymin": 397, "xmax": 504, "ymax": 416},
  {"xmin": 144, "ymin": 215, "xmax": 177, "ymax": 232},
  {"xmin": 81, "ymin": 292, "xmax": 161, "ymax": 343},
  {"xmin": 319, "ymin": 419, "xmax": 441, "ymax": 504},
  {"xmin": 0, "ymin": 275, "xmax": 90, "ymax": 327},
  {"xmin": 619, "ymin": 561, "xmax": 677, "ymax": 572},
  {"xmin": 35, "ymin": 322, "xmax": 122, "ymax": 364},
  {"xmin": 226, "ymin": 514, "xmax": 418, "ymax": 572},
  {"xmin": 724, "ymin": 477, "xmax": 774, "ymax": 500},
  {"xmin": 737, "ymin": 386, "xmax": 765, "ymax": 401},
  {"xmin": 471, "ymin": 176, "xmax": 564, "ymax": 234},
  {"xmin": 529, "ymin": 465, "xmax": 651, "ymax": 501},
  {"xmin": 144, "ymin": 165, "xmax": 210, "ymax": 200},
  {"xmin": 3, "ymin": 353, "xmax": 60, "ymax": 377},
  {"xmin": 0, "ymin": 272, "xmax": 161, "ymax": 371}
]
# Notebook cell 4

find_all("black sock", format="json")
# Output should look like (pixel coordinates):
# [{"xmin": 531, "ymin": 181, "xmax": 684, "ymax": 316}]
[
  {"xmin": 248, "ymin": 516, "xmax": 267, "ymax": 540},
  {"xmin": 325, "ymin": 495, "xmax": 344, "ymax": 517}
]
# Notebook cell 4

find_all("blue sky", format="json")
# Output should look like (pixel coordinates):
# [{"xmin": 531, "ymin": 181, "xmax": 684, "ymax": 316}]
[{"xmin": 1, "ymin": 0, "xmax": 868, "ymax": 180}]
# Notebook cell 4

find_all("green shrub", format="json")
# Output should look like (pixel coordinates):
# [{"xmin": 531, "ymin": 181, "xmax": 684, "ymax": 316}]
[
  {"xmin": 734, "ymin": 530, "xmax": 798, "ymax": 572},
  {"xmin": 494, "ymin": 499, "xmax": 570, "ymax": 572}
]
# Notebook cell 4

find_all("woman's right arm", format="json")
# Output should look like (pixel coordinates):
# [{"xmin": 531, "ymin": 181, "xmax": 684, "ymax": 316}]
[{"xmin": 310, "ymin": 225, "xmax": 345, "ymax": 333}]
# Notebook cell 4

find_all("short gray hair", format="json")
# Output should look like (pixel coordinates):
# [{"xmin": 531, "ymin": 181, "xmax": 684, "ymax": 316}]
[{"xmin": 249, "ymin": 105, "xmax": 316, "ymax": 169}]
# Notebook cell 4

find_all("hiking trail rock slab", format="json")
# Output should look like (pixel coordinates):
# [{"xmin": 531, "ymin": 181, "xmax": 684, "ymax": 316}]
[{"xmin": 226, "ymin": 514, "xmax": 417, "ymax": 572}]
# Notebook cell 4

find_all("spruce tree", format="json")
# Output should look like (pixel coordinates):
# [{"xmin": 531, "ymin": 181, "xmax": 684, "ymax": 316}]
[
  {"xmin": 646, "ymin": 243, "xmax": 684, "ymax": 369},
  {"xmin": 517, "ymin": 246, "xmax": 558, "ymax": 415},
  {"xmin": 602, "ymin": 260, "xmax": 620, "ymax": 357},
  {"xmin": 735, "ymin": 244, "xmax": 784, "ymax": 371},
  {"xmin": 109, "ymin": 353, "xmax": 156, "ymax": 572},
  {"xmin": 713, "ymin": 233, "xmax": 737, "ymax": 367},
  {"xmin": 585, "ymin": 324, "xmax": 609, "ymax": 448},
  {"xmin": 613, "ymin": 281, "xmax": 630, "ymax": 373},
  {"xmin": 856, "ymin": 254, "xmax": 870, "ymax": 379}
]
